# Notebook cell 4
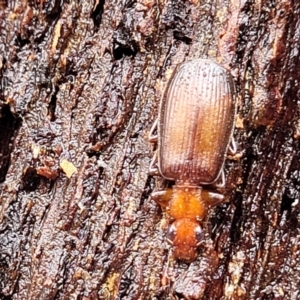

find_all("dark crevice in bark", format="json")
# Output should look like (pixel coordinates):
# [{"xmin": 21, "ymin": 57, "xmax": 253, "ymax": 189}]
[
  {"xmin": 48, "ymin": 85, "xmax": 59, "ymax": 121},
  {"xmin": 173, "ymin": 31, "xmax": 192, "ymax": 44},
  {"xmin": 0, "ymin": 105, "xmax": 21, "ymax": 183},
  {"xmin": 230, "ymin": 192, "xmax": 244, "ymax": 243},
  {"xmin": 112, "ymin": 6, "xmax": 140, "ymax": 60},
  {"xmin": 0, "ymin": 296, "xmax": 12, "ymax": 300},
  {"xmin": 15, "ymin": 34, "xmax": 30, "ymax": 48},
  {"xmin": 0, "ymin": 70, "xmax": 8, "ymax": 102},
  {"xmin": 45, "ymin": 0, "xmax": 62, "ymax": 23},
  {"xmin": 91, "ymin": 0, "xmax": 105, "ymax": 28},
  {"xmin": 139, "ymin": 175, "xmax": 155, "ymax": 207},
  {"xmin": 281, "ymin": 191, "xmax": 294, "ymax": 214},
  {"xmin": 282, "ymin": 151, "xmax": 300, "ymax": 221},
  {"xmin": 20, "ymin": 167, "xmax": 41, "ymax": 192},
  {"xmin": 113, "ymin": 44, "xmax": 137, "ymax": 60}
]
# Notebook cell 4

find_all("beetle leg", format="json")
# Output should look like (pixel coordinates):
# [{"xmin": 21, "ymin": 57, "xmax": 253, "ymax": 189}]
[
  {"xmin": 151, "ymin": 189, "xmax": 173, "ymax": 209},
  {"xmin": 201, "ymin": 190, "xmax": 225, "ymax": 207},
  {"xmin": 228, "ymin": 136, "xmax": 237, "ymax": 155},
  {"xmin": 149, "ymin": 118, "xmax": 158, "ymax": 143},
  {"xmin": 214, "ymin": 168, "xmax": 225, "ymax": 188},
  {"xmin": 149, "ymin": 151, "xmax": 160, "ymax": 176}
]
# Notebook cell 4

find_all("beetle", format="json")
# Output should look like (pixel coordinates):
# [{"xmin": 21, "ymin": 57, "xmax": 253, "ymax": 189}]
[{"xmin": 149, "ymin": 59, "xmax": 236, "ymax": 261}]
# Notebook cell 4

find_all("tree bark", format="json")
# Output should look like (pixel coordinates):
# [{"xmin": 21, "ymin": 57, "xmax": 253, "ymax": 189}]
[{"xmin": 0, "ymin": 0, "xmax": 300, "ymax": 299}]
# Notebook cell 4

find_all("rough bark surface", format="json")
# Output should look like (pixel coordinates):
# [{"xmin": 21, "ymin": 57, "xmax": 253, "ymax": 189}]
[{"xmin": 0, "ymin": 1, "xmax": 300, "ymax": 299}]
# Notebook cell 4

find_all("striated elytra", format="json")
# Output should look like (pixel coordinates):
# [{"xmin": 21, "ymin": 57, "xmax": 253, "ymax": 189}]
[{"xmin": 149, "ymin": 59, "xmax": 236, "ymax": 261}]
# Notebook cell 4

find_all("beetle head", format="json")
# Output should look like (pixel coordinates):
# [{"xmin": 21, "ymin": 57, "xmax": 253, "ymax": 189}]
[{"xmin": 167, "ymin": 219, "xmax": 203, "ymax": 262}]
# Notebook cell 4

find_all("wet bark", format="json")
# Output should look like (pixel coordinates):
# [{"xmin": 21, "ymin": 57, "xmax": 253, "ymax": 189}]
[{"xmin": 0, "ymin": 1, "xmax": 300, "ymax": 299}]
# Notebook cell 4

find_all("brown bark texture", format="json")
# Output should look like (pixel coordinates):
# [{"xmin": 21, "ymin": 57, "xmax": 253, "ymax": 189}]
[{"xmin": 0, "ymin": 0, "xmax": 300, "ymax": 299}]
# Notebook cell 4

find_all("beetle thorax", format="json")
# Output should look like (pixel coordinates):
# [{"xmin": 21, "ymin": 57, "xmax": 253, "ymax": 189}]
[{"xmin": 166, "ymin": 185, "xmax": 206, "ymax": 220}]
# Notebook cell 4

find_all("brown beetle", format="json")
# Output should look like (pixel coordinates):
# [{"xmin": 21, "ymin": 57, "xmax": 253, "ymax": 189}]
[{"xmin": 149, "ymin": 59, "xmax": 236, "ymax": 261}]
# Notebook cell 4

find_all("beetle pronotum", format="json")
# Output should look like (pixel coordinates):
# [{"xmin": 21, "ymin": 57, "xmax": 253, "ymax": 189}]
[{"xmin": 149, "ymin": 59, "xmax": 236, "ymax": 261}]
